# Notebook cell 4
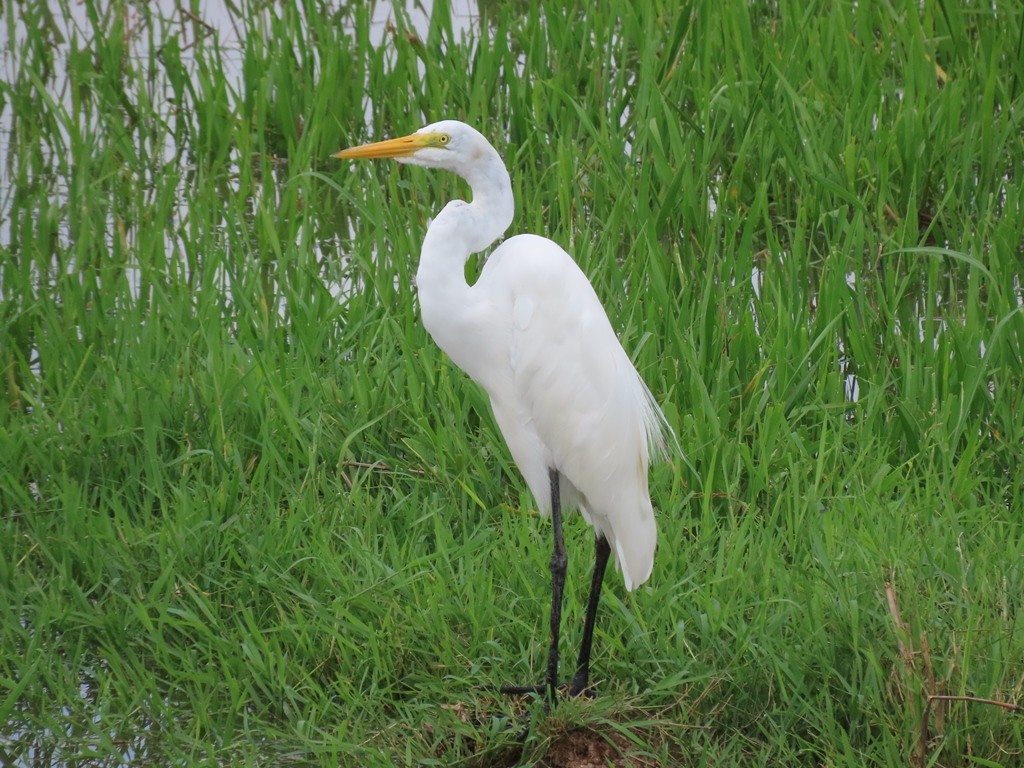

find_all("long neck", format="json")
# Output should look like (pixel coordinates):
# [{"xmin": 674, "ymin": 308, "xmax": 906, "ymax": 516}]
[
  {"xmin": 415, "ymin": 148, "xmax": 514, "ymax": 389},
  {"xmin": 458, "ymin": 149, "xmax": 514, "ymax": 253}
]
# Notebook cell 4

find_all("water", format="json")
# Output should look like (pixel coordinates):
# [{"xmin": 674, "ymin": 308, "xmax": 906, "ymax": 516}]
[
  {"xmin": 0, "ymin": 0, "xmax": 479, "ymax": 275},
  {"xmin": 0, "ymin": 0, "xmax": 480, "ymax": 378},
  {"xmin": 2, "ymin": 3, "xmax": 1018, "ymax": 760},
  {"xmin": 1, "ymin": 3, "xmax": 479, "ymax": 764}
]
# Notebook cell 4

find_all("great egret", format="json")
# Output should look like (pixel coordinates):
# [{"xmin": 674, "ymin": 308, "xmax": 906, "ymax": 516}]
[{"xmin": 334, "ymin": 120, "xmax": 672, "ymax": 706}]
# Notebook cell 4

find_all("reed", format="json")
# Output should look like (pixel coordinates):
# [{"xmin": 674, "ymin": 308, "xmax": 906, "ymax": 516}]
[{"xmin": 2, "ymin": 1, "xmax": 1022, "ymax": 764}]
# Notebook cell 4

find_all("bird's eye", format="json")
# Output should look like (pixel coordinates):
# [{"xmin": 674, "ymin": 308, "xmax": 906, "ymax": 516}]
[{"xmin": 438, "ymin": 134, "xmax": 450, "ymax": 145}]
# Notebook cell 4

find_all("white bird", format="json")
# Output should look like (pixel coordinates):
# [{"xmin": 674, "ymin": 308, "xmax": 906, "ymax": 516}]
[{"xmin": 334, "ymin": 120, "xmax": 672, "ymax": 706}]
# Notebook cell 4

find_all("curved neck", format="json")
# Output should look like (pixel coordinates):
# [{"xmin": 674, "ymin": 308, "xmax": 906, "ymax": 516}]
[
  {"xmin": 456, "ymin": 147, "xmax": 514, "ymax": 253},
  {"xmin": 416, "ymin": 143, "xmax": 514, "ymax": 295},
  {"xmin": 414, "ymin": 147, "xmax": 514, "ymax": 390}
]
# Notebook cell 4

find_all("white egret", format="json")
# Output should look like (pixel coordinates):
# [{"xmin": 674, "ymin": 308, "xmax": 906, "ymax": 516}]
[{"xmin": 334, "ymin": 120, "xmax": 672, "ymax": 706}]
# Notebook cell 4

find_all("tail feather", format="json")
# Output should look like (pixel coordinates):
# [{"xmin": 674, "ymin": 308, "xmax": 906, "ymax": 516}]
[{"xmin": 636, "ymin": 372, "xmax": 679, "ymax": 463}]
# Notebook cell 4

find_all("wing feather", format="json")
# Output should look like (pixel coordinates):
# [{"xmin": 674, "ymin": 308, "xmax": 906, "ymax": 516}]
[{"xmin": 478, "ymin": 234, "xmax": 672, "ymax": 589}]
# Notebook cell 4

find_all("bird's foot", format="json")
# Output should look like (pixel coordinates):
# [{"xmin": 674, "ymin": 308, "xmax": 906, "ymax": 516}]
[
  {"xmin": 568, "ymin": 678, "xmax": 599, "ymax": 699},
  {"xmin": 485, "ymin": 678, "xmax": 598, "ymax": 701},
  {"xmin": 473, "ymin": 677, "xmax": 597, "ymax": 745}
]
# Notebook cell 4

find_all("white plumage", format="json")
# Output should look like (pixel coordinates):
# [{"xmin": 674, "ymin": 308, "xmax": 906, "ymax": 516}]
[{"xmin": 335, "ymin": 119, "xmax": 672, "ymax": 703}]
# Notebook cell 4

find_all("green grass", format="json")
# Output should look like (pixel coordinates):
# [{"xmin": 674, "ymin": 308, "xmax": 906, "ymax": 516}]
[{"xmin": 3, "ymin": 0, "xmax": 1024, "ymax": 765}]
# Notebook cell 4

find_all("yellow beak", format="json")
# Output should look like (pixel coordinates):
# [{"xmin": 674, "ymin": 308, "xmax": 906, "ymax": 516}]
[{"xmin": 332, "ymin": 132, "xmax": 433, "ymax": 161}]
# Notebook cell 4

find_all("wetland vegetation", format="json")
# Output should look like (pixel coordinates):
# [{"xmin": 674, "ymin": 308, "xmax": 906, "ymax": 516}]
[{"xmin": 2, "ymin": 1, "xmax": 1023, "ymax": 765}]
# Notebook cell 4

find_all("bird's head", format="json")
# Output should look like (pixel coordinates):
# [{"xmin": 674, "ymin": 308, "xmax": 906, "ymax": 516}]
[
  {"xmin": 334, "ymin": 119, "xmax": 514, "ymax": 240},
  {"xmin": 333, "ymin": 120, "xmax": 493, "ymax": 173}
]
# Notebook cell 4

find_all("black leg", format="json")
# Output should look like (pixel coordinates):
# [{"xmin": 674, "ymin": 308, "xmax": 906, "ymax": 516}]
[
  {"xmin": 545, "ymin": 467, "xmax": 567, "ymax": 709},
  {"xmin": 569, "ymin": 535, "xmax": 611, "ymax": 696}
]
